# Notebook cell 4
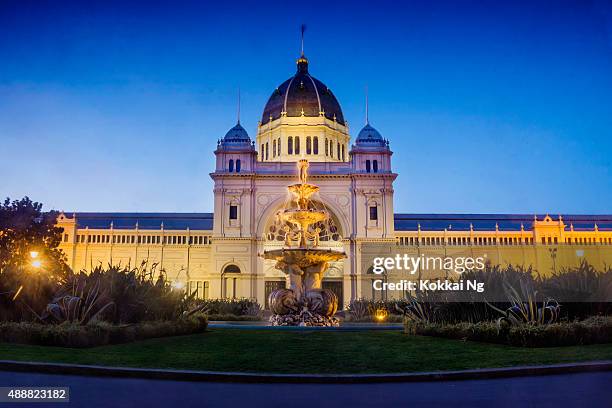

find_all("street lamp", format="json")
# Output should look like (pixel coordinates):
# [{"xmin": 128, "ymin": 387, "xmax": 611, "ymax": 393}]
[
  {"xmin": 29, "ymin": 250, "xmax": 42, "ymax": 268},
  {"xmin": 171, "ymin": 281, "xmax": 185, "ymax": 290}
]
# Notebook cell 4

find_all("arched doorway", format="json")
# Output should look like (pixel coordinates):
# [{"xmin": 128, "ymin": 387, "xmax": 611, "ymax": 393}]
[
  {"xmin": 222, "ymin": 264, "xmax": 240, "ymax": 299},
  {"xmin": 261, "ymin": 200, "xmax": 346, "ymax": 308}
]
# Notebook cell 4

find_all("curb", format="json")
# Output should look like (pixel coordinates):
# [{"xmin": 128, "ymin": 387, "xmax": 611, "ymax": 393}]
[{"xmin": 0, "ymin": 360, "xmax": 610, "ymax": 384}]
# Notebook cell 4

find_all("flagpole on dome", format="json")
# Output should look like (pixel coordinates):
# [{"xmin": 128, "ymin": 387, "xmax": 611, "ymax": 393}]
[
  {"xmin": 237, "ymin": 87, "xmax": 241, "ymax": 125},
  {"xmin": 300, "ymin": 24, "xmax": 306, "ymax": 57},
  {"xmin": 365, "ymin": 85, "xmax": 369, "ymax": 125}
]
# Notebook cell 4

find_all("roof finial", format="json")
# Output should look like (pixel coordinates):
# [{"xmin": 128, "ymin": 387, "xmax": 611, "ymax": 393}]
[
  {"xmin": 365, "ymin": 85, "xmax": 369, "ymax": 125},
  {"xmin": 237, "ymin": 87, "xmax": 241, "ymax": 125},
  {"xmin": 300, "ymin": 24, "xmax": 306, "ymax": 57}
]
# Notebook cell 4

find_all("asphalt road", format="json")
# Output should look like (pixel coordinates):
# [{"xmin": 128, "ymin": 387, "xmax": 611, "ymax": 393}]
[{"xmin": 0, "ymin": 370, "xmax": 610, "ymax": 407}]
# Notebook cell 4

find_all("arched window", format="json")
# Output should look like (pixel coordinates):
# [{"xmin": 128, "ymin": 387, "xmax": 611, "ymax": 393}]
[
  {"xmin": 273, "ymin": 139, "xmax": 277, "ymax": 157},
  {"xmin": 306, "ymin": 136, "xmax": 312, "ymax": 154},
  {"xmin": 295, "ymin": 137, "xmax": 300, "ymax": 154},
  {"xmin": 277, "ymin": 138, "xmax": 281, "ymax": 155},
  {"xmin": 313, "ymin": 137, "xmax": 319, "ymax": 154},
  {"xmin": 223, "ymin": 264, "xmax": 241, "ymax": 274},
  {"xmin": 337, "ymin": 142, "xmax": 340, "ymax": 160},
  {"xmin": 329, "ymin": 140, "xmax": 333, "ymax": 158},
  {"xmin": 373, "ymin": 160, "xmax": 378, "ymax": 173},
  {"xmin": 288, "ymin": 136, "xmax": 293, "ymax": 154},
  {"xmin": 365, "ymin": 160, "xmax": 371, "ymax": 173},
  {"xmin": 228, "ymin": 159, "xmax": 234, "ymax": 172},
  {"xmin": 325, "ymin": 138, "xmax": 328, "ymax": 156},
  {"xmin": 341, "ymin": 145, "xmax": 345, "ymax": 161},
  {"xmin": 236, "ymin": 159, "xmax": 241, "ymax": 173},
  {"xmin": 265, "ymin": 142, "xmax": 269, "ymax": 160},
  {"xmin": 261, "ymin": 144, "xmax": 264, "ymax": 159}
]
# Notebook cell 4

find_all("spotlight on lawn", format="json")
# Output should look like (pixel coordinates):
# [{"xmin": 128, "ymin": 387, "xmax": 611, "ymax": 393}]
[{"xmin": 375, "ymin": 308, "xmax": 388, "ymax": 322}]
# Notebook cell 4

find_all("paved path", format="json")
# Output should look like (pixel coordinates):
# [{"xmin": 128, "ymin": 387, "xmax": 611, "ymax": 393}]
[{"xmin": 0, "ymin": 370, "xmax": 610, "ymax": 407}]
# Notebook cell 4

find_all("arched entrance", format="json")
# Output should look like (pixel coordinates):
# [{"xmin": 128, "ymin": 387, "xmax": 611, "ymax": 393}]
[
  {"xmin": 221, "ymin": 264, "xmax": 240, "ymax": 299},
  {"xmin": 261, "ymin": 199, "xmax": 346, "ymax": 309}
]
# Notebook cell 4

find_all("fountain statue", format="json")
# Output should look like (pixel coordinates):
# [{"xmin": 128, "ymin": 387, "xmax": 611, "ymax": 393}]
[{"xmin": 262, "ymin": 159, "xmax": 346, "ymax": 326}]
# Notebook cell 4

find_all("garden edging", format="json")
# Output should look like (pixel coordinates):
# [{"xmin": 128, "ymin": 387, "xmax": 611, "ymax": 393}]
[{"xmin": 0, "ymin": 360, "xmax": 610, "ymax": 384}]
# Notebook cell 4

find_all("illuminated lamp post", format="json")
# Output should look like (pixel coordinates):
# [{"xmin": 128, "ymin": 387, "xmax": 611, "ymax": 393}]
[{"xmin": 30, "ymin": 250, "xmax": 42, "ymax": 269}]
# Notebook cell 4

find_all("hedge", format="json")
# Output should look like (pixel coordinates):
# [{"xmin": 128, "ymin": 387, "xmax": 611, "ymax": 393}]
[
  {"xmin": 0, "ymin": 314, "xmax": 208, "ymax": 348},
  {"xmin": 206, "ymin": 314, "xmax": 263, "ymax": 321},
  {"xmin": 404, "ymin": 316, "xmax": 612, "ymax": 347}
]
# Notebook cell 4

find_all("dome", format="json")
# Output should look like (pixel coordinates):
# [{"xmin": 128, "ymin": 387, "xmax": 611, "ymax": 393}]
[
  {"xmin": 261, "ymin": 56, "xmax": 345, "ymax": 125},
  {"xmin": 219, "ymin": 122, "xmax": 252, "ymax": 149},
  {"xmin": 355, "ymin": 123, "xmax": 386, "ymax": 147}
]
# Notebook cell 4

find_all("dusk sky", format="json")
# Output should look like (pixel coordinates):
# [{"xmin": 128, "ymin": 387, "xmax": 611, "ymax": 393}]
[{"xmin": 1, "ymin": 0, "xmax": 611, "ymax": 214}]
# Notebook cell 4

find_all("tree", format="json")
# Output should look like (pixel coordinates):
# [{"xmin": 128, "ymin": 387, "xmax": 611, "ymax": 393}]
[
  {"xmin": 0, "ymin": 196, "xmax": 69, "ymax": 275},
  {"xmin": 0, "ymin": 197, "xmax": 70, "ymax": 321}
]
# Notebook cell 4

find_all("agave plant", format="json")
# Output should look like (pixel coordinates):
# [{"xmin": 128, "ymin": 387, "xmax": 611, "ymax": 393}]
[
  {"xmin": 45, "ymin": 274, "xmax": 115, "ymax": 324},
  {"xmin": 346, "ymin": 299, "xmax": 375, "ymax": 320},
  {"xmin": 488, "ymin": 280, "xmax": 561, "ymax": 327}
]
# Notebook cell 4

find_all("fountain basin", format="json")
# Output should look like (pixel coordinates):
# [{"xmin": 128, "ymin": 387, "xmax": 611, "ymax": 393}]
[
  {"xmin": 263, "ymin": 248, "xmax": 346, "ymax": 268},
  {"xmin": 280, "ymin": 209, "xmax": 328, "ymax": 226}
]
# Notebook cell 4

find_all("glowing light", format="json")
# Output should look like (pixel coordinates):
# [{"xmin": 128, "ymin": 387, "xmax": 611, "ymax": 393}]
[
  {"xmin": 172, "ymin": 281, "xmax": 185, "ymax": 290},
  {"xmin": 31, "ymin": 260, "xmax": 42, "ymax": 268},
  {"xmin": 30, "ymin": 251, "xmax": 39, "ymax": 259},
  {"xmin": 374, "ymin": 308, "xmax": 388, "ymax": 321}
]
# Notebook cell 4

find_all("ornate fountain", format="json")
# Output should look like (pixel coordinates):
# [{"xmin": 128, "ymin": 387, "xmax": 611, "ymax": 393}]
[{"xmin": 263, "ymin": 159, "xmax": 346, "ymax": 326}]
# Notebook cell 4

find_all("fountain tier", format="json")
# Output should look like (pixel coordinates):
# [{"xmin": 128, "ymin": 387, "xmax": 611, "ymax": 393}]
[{"xmin": 262, "ymin": 159, "xmax": 346, "ymax": 326}]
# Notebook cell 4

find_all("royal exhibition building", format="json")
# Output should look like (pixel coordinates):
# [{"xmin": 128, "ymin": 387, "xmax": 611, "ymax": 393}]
[{"xmin": 55, "ymin": 51, "xmax": 612, "ymax": 309}]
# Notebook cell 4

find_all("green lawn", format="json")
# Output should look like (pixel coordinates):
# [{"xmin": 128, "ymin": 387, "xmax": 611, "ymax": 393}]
[{"xmin": 1, "ymin": 329, "xmax": 611, "ymax": 374}]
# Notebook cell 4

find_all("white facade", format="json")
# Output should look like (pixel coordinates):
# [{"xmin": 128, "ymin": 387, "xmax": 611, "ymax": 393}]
[{"xmin": 56, "ymin": 53, "xmax": 612, "ymax": 307}]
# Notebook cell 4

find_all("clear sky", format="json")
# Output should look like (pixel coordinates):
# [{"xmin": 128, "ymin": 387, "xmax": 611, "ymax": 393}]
[{"xmin": 1, "ymin": 0, "xmax": 611, "ymax": 214}]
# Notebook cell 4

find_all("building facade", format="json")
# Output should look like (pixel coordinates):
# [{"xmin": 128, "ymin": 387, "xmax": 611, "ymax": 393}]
[{"xmin": 57, "ymin": 52, "xmax": 612, "ymax": 307}]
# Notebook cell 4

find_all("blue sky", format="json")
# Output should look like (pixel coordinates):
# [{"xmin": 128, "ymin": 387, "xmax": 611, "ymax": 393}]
[{"xmin": 1, "ymin": 0, "xmax": 611, "ymax": 213}]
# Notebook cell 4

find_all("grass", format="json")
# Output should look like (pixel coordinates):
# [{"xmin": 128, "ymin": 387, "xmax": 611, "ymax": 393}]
[{"xmin": 0, "ymin": 329, "xmax": 611, "ymax": 374}]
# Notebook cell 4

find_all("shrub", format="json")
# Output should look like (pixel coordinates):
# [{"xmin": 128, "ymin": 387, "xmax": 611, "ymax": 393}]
[
  {"xmin": 345, "ymin": 299, "xmax": 405, "ymax": 322},
  {"xmin": 205, "ymin": 314, "xmax": 263, "ymax": 321},
  {"xmin": 190, "ymin": 298, "xmax": 263, "ymax": 317},
  {"xmin": 538, "ymin": 261, "xmax": 612, "ymax": 320},
  {"xmin": 0, "ymin": 265, "xmax": 64, "ymax": 322},
  {"xmin": 404, "ymin": 316, "xmax": 612, "ymax": 347},
  {"xmin": 45, "ymin": 263, "xmax": 194, "ymax": 324},
  {"xmin": 394, "ymin": 263, "xmax": 612, "ymax": 325},
  {"xmin": 0, "ymin": 314, "xmax": 208, "ymax": 348}
]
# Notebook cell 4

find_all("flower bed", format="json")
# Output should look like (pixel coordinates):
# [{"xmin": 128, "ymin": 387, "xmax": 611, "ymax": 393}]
[
  {"xmin": 404, "ymin": 315, "xmax": 612, "ymax": 347},
  {"xmin": 0, "ymin": 314, "xmax": 208, "ymax": 348}
]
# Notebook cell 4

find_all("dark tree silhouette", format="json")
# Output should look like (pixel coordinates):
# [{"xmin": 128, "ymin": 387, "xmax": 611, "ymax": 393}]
[
  {"xmin": 0, "ymin": 196, "xmax": 68, "ymax": 274},
  {"xmin": 0, "ymin": 197, "xmax": 70, "ymax": 321}
]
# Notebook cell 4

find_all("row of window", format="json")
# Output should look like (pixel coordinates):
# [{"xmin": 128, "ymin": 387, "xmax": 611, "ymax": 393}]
[
  {"xmin": 398, "ymin": 236, "xmax": 612, "ymax": 246},
  {"xmin": 227, "ymin": 159, "xmax": 241, "ymax": 173},
  {"xmin": 562, "ymin": 237, "xmax": 612, "ymax": 245},
  {"xmin": 186, "ymin": 279, "xmax": 244, "ymax": 300},
  {"xmin": 260, "ymin": 136, "xmax": 346, "ymax": 161},
  {"xmin": 74, "ymin": 234, "xmax": 213, "ymax": 245},
  {"xmin": 398, "ymin": 236, "xmax": 535, "ymax": 246},
  {"xmin": 324, "ymin": 138, "xmax": 346, "ymax": 161},
  {"xmin": 187, "ymin": 280, "xmax": 210, "ymax": 299}
]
